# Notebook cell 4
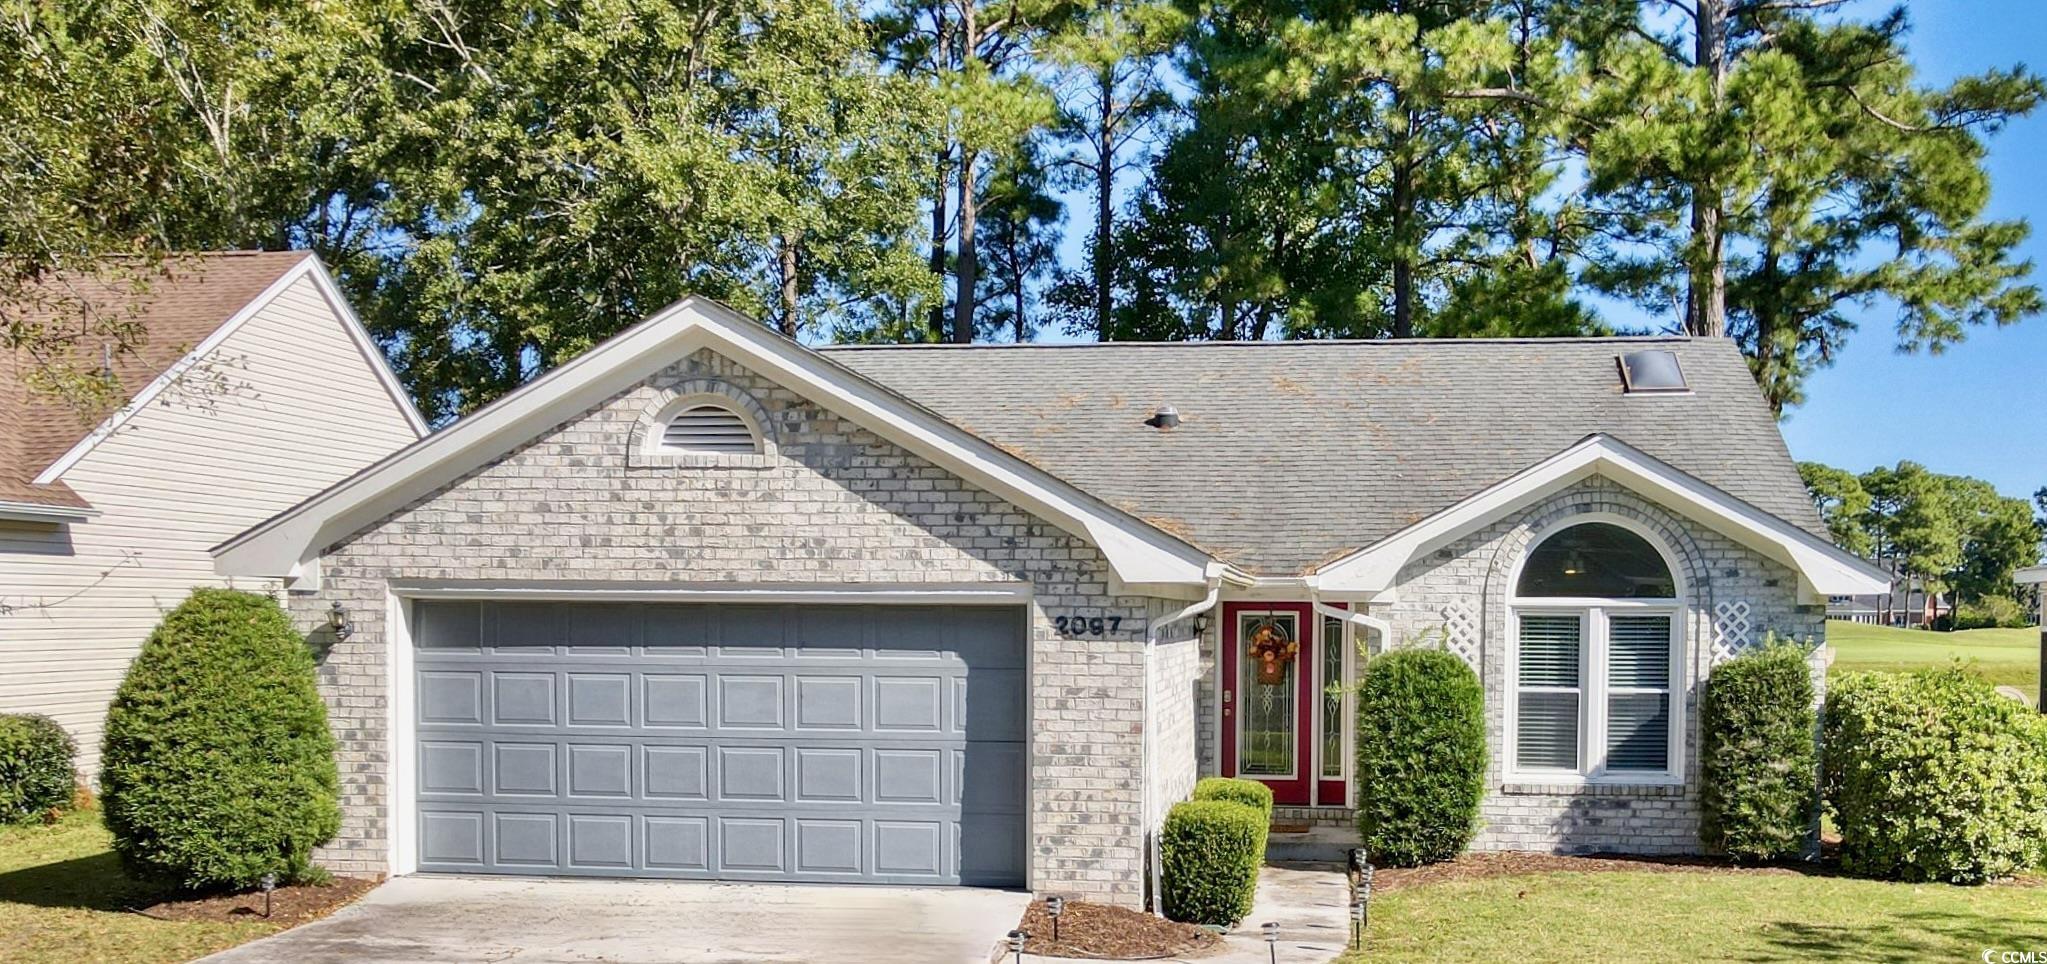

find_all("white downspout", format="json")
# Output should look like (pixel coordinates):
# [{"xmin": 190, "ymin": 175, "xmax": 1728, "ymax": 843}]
[{"xmin": 1143, "ymin": 578, "xmax": 1221, "ymax": 916}]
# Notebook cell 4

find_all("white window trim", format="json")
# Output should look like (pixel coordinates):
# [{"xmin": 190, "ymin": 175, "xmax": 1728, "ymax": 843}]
[{"xmin": 1504, "ymin": 514, "xmax": 1687, "ymax": 787}]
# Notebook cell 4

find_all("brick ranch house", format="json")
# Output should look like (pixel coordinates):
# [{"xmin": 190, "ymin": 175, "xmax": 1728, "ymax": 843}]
[{"xmin": 212, "ymin": 298, "xmax": 1887, "ymax": 907}]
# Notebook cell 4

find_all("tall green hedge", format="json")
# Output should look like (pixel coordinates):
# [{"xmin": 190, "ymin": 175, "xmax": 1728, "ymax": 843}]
[
  {"xmin": 1822, "ymin": 668, "xmax": 2047, "ymax": 883},
  {"xmin": 1192, "ymin": 776, "xmax": 1274, "ymax": 819},
  {"xmin": 100, "ymin": 589, "xmax": 341, "ymax": 891},
  {"xmin": 1699, "ymin": 642, "xmax": 1817, "ymax": 861},
  {"xmin": 0, "ymin": 714, "xmax": 75, "ymax": 823},
  {"xmin": 1160, "ymin": 799, "xmax": 1266, "ymax": 926},
  {"xmin": 1355, "ymin": 648, "xmax": 1486, "ymax": 866}
]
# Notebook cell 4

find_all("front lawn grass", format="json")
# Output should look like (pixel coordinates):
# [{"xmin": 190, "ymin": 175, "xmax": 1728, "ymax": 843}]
[
  {"xmin": 1349, "ymin": 870, "xmax": 2046, "ymax": 963},
  {"xmin": 0, "ymin": 808, "xmax": 279, "ymax": 964},
  {"xmin": 1827, "ymin": 619, "xmax": 2038, "ymax": 694}
]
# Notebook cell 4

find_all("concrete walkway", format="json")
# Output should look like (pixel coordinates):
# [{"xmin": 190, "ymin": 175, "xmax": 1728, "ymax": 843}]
[
  {"xmin": 1041, "ymin": 863, "xmax": 1352, "ymax": 964},
  {"xmin": 201, "ymin": 874, "xmax": 1032, "ymax": 964}
]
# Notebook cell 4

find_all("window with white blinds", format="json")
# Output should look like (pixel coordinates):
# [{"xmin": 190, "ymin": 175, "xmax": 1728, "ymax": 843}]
[
  {"xmin": 1605, "ymin": 614, "xmax": 1673, "ymax": 772},
  {"xmin": 1515, "ymin": 614, "xmax": 1582, "ymax": 771},
  {"xmin": 1511, "ymin": 522, "xmax": 1681, "ymax": 781},
  {"xmin": 660, "ymin": 404, "xmax": 759, "ymax": 454}
]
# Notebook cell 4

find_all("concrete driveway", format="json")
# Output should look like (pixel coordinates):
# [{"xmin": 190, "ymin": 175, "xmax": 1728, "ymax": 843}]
[{"xmin": 201, "ymin": 875, "xmax": 1032, "ymax": 964}]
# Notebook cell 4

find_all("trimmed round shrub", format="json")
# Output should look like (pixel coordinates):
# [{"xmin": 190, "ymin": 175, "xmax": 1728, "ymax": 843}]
[
  {"xmin": 100, "ymin": 589, "xmax": 341, "ymax": 891},
  {"xmin": 1355, "ymin": 648, "xmax": 1486, "ymax": 866},
  {"xmin": 1822, "ymin": 668, "xmax": 2047, "ymax": 883},
  {"xmin": 1192, "ymin": 776, "xmax": 1274, "ymax": 819},
  {"xmin": 1699, "ymin": 641, "xmax": 1817, "ymax": 861},
  {"xmin": 0, "ymin": 713, "xmax": 76, "ymax": 824},
  {"xmin": 1160, "ymin": 799, "xmax": 1266, "ymax": 926}
]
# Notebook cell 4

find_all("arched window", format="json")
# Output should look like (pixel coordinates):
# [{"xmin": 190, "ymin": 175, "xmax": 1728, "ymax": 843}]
[
  {"xmin": 1510, "ymin": 520, "xmax": 1681, "ymax": 782},
  {"xmin": 659, "ymin": 403, "xmax": 760, "ymax": 454}
]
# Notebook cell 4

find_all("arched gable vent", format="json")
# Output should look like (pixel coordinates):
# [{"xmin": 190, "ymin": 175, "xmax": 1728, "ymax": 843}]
[{"xmin": 660, "ymin": 404, "xmax": 759, "ymax": 454}]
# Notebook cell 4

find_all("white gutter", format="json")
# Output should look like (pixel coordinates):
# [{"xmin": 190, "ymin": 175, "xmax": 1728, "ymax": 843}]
[
  {"xmin": 0, "ymin": 500, "xmax": 100, "ymax": 524},
  {"xmin": 1142, "ymin": 576, "xmax": 1222, "ymax": 915}
]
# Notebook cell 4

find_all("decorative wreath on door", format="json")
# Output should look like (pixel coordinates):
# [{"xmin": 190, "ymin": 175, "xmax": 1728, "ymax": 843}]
[{"xmin": 1247, "ymin": 622, "xmax": 1299, "ymax": 685}]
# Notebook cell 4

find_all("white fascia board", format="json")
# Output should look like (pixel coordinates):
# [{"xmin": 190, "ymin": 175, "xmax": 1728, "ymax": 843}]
[
  {"xmin": 215, "ymin": 297, "xmax": 1214, "ymax": 589},
  {"xmin": 2015, "ymin": 565, "xmax": 2047, "ymax": 585},
  {"xmin": 0, "ymin": 501, "xmax": 100, "ymax": 524},
  {"xmin": 1314, "ymin": 435, "xmax": 1891, "ymax": 598},
  {"xmin": 34, "ymin": 253, "xmax": 322, "ymax": 485}
]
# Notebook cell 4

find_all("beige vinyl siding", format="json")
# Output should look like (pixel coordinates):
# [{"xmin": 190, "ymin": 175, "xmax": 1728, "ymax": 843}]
[{"xmin": 0, "ymin": 271, "xmax": 422, "ymax": 776}]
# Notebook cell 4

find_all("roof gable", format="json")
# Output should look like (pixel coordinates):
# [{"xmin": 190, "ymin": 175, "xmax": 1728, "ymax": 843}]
[{"xmin": 212, "ymin": 298, "xmax": 1217, "ymax": 590}]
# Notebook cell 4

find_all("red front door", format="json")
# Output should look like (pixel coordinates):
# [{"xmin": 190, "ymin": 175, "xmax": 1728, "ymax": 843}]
[{"xmin": 1221, "ymin": 602, "xmax": 1315, "ymax": 806}]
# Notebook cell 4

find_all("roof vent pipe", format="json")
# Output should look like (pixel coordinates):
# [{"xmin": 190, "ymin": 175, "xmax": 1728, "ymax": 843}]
[{"xmin": 1144, "ymin": 405, "xmax": 1180, "ymax": 429}]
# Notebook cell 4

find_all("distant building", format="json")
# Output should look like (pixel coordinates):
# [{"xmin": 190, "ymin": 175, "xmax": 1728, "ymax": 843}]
[{"xmin": 1825, "ymin": 567, "xmax": 1951, "ymax": 628}]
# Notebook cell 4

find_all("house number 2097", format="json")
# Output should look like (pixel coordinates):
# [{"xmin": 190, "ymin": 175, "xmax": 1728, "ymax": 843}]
[{"xmin": 1054, "ymin": 615, "xmax": 1121, "ymax": 636}]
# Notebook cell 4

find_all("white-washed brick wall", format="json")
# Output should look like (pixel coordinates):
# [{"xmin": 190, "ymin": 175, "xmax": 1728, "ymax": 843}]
[
  {"xmin": 286, "ymin": 348, "xmax": 1166, "ymax": 904},
  {"xmin": 1379, "ymin": 475, "xmax": 1826, "ymax": 853},
  {"xmin": 1149, "ymin": 631, "xmax": 1203, "ymax": 825}
]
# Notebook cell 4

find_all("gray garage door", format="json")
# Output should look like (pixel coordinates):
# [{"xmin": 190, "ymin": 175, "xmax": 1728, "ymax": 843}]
[{"xmin": 411, "ymin": 600, "xmax": 1027, "ymax": 886}]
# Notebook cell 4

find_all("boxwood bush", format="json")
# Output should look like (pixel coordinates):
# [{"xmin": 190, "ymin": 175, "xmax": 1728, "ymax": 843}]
[
  {"xmin": 1160, "ymin": 799, "xmax": 1267, "ymax": 926},
  {"xmin": 1356, "ymin": 648, "xmax": 1486, "ymax": 866},
  {"xmin": 1822, "ymin": 668, "xmax": 2047, "ymax": 883},
  {"xmin": 1699, "ymin": 641, "xmax": 1817, "ymax": 861},
  {"xmin": 0, "ymin": 713, "xmax": 75, "ymax": 823},
  {"xmin": 1192, "ymin": 776, "xmax": 1275, "ymax": 819},
  {"xmin": 100, "ymin": 589, "xmax": 341, "ymax": 891}
]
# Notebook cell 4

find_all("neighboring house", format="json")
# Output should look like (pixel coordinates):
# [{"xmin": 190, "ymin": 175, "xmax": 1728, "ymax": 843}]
[
  {"xmin": 213, "ymin": 300, "xmax": 1886, "ymax": 907},
  {"xmin": 2017, "ymin": 564, "xmax": 2046, "ymax": 711},
  {"xmin": 1827, "ymin": 569, "xmax": 1951, "ymax": 628},
  {"xmin": 1, "ymin": 251, "xmax": 427, "ymax": 774}
]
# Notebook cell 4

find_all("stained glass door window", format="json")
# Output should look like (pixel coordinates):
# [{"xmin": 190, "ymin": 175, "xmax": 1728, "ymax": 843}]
[{"xmin": 1238, "ymin": 612, "xmax": 1299, "ymax": 777}]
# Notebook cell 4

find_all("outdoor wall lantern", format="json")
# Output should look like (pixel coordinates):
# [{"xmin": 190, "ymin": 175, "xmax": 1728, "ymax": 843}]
[
  {"xmin": 1191, "ymin": 612, "xmax": 1211, "ymax": 637},
  {"xmin": 1046, "ymin": 895, "xmax": 1065, "ymax": 942},
  {"xmin": 328, "ymin": 600, "xmax": 353, "ymax": 641}
]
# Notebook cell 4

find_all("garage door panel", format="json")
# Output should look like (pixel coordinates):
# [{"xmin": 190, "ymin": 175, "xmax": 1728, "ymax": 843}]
[{"xmin": 413, "ymin": 601, "xmax": 1025, "ymax": 885}]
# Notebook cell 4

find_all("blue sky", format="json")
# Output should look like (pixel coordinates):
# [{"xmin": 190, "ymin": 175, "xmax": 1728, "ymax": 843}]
[{"xmin": 1777, "ymin": 0, "xmax": 2047, "ymax": 500}]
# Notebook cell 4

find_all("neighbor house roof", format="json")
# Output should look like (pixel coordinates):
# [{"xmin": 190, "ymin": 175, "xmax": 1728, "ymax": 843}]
[
  {"xmin": 826, "ymin": 337, "xmax": 1827, "ymax": 576},
  {"xmin": 1, "ymin": 251, "xmax": 421, "ymax": 520}
]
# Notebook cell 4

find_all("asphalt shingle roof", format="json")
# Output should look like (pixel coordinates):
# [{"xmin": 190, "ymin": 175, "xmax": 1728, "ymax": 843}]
[
  {"xmin": 827, "ymin": 337, "xmax": 1824, "ymax": 575},
  {"xmin": 0, "ymin": 251, "xmax": 307, "ymax": 508}
]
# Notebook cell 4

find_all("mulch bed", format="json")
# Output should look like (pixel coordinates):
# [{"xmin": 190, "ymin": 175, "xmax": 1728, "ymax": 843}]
[
  {"xmin": 134, "ymin": 875, "xmax": 378, "ymax": 925},
  {"xmin": 1015, "ymin": 899, "xmax": 1223, "ymax": 960}
]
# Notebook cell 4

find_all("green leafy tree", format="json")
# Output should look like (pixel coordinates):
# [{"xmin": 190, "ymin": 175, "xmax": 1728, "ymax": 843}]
[
  {"xmin": 1575, "ymin": 2, "xmax": 2044, "ymax": 411},
  {"xmin": 0, "ymin": 0, "xmax": 361, "ymax": 414},
  {"xmin": 1798, "ymin": 461, "xmax": 1874, "ymax": 557},
  {"xmin": 1041, "ymin": 0, "xmax": 1180, "ymax": 338},
  {"xmin": 343, "ymin": 0, "xmax": 942, "ymax": 419},
  {"xmin": 975, "ymin": 143, "xmax": 1064, "ymax": 341}
]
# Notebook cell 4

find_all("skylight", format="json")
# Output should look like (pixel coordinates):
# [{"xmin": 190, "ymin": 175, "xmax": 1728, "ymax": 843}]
[{"xmin": 1618, "ymin": 350, "xmax": 1687, "ymax": 393}]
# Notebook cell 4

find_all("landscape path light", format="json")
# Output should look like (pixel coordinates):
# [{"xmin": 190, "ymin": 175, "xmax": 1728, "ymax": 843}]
[
  {"xmin": 1046, "ymin": 895, "xmax": 1064, "ymax": 942},
  {"xmin": 1007, "ymin": 929, "xmax": 1028, "ymax": 963},
  {"xmin": 1261, "ymin": 921, "xmax": 1279, "ymax": 964},
  {"xmin": 260, "ymin": 873, "xmax": 278, "ymax": 918}
]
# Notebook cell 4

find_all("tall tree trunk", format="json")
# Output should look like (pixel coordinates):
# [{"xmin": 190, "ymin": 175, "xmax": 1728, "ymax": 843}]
[
  {"xmin": 927, "ymin": 148, "xmax": 951, "ymax": 340},
  {"xmin": 1390, "ymin": 157, "xmax": 1415, "ymax": 337},
  {"xmin": 952, "ymin": 148, "xmax": 979, "ymax": 343},
  {"xmin": 1686, "ymin": 0, "xmax": 1729, "ymax": 338},
  {"xmin": 777, "ymin": 232, "xmax": 801, "ymax": 337},
  {"xmin": 949, "ymin": 3, "xmax": 980, "ymax": 344},
  {"xmin": 1092, "ymin": 66, "xmax": 1115, "ymax": 340}
]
